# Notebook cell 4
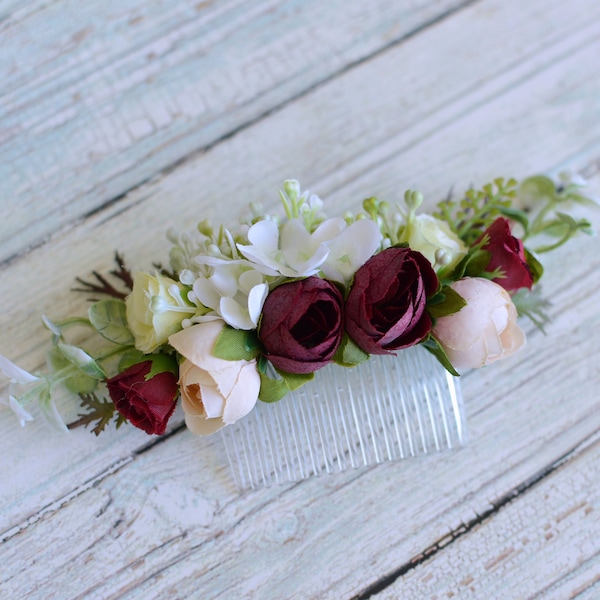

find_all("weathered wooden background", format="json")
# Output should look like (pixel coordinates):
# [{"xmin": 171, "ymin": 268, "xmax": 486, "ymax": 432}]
[{"xmin": 1, "ymin": 0, "xmax": 599, "ymax": 598}]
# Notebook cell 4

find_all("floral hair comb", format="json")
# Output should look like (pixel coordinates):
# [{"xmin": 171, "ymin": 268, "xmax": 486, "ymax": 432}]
[{"xmin": 1, "ymin": 174, "xmax": 593, "ymax": 488}]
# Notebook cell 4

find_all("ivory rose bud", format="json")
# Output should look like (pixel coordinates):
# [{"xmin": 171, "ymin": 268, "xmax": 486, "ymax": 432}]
[
  {"xmin": 432, "ymin": 277, "xmax": 525, "ymax": 370},
  {"xmin": 345, "ymin": 247, "xmax": 438, "ymax": 354},
  {"xmin": 258, "ymin": 277, "xmax": 344, "ymax": 374},
  {"xmin": 169, "ymin": 321, "xmax": 260, "ymax": 435},
  {"xmin": 126, "ymin": 272, "xmax": 190, "ymax": 353},
  {"xmin": 407, "ymin": 214, "xmax": 467, "ymax": 269},
  {"xmin": 479, "ymin": 218, "xmax": 534, "ymax": 291}
]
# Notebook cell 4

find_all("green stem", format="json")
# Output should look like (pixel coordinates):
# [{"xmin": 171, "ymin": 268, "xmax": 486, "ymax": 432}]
[
  {"xmin": 95, "ymin": 345, "xmax": 135, "ymax": 363},
  {"xmin": 56, "ymin": 317, "xmax": 93, "ymax": 329}
]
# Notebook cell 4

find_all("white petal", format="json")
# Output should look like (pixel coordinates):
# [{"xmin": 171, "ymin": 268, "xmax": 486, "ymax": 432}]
[
  {"xmin": 184, "ymin": 413, "xmax": 225, "ymax": 435},
  {"xmin": 8, "ymin": 395, "xmax": 34, "ymax": 427},
  {"xmin": 281, "ymin": 219, "xmax": 330, "ymax": 274},
  {"xmin": 238, "ymin": 269, "xmax": 264, "ymax": 294},
  {"xmin": 247, "ymin": 283, "xmax": 269, "ymax": 326},
  {"xmin": 311, "ymin": 217, "xmax": 346, "ymax": 245},
  {"xmin": 200, "ymin": 383, "xmax": 226, "ymax": 418},
  {"xmin": 0, "ymin": 355, "xmax": 39, "ymax": 384},
  {"xmin": 169, "ymin": 321, "xmax": 223, "ymax": 366},
  {"xmin": 222, "ymin": 362, "xmax": 260, "ymax": 424},
  {"xmin": 193, "ymin": 278, "xmax": 221, "ymax": 311},
  {"xmin": 246, "ymin": 219, "xmax": 279, "ymax": 250},
  {"xmin": 220, "ymin": 296, "xmax": 253, "ymax": 330},
  {"xmin": 210, "ymin": 267, "xmax": 238, "ymax": 297},
  {"xmin": 322, "ymin": 219, "xmax": 381, "ymax": 283}
]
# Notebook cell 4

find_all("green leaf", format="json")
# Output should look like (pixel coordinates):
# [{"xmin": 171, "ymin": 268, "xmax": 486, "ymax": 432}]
[
  {"xmin": 118, "ymin": 349, "xmax": 147, "ymax": 371},
  {"xmin": 427, "ymin": 286, "xmax": 467, "ymax": 320},
  {"xmin": 421, "ymin": 336, "xmax": 460, "ymax": 377},
  {"xmin": 333, "ymin": 333, "xmax": 370, "ymax": 367},
  {"xmin": 145, "ymin": 353, "xmax": 179, "ymax": 380},
  {"xmin": 276, "ymin": 369, "xmax": 314, "ymax": 391},
  {"xmin": 524, "ymin": 247, "xmax": 543, "ymax": 284},
  {"xmin": 88, "ymin": 299, "xmax": 135, "ymax": 346},
  {"xmin": 117, "ymin": 348, "xmax": 178, "ymax": 379},
  {"xmin": 258, "ymin": 372, "xmax": 290, "ymax": 403},
  {"xmin": 463, "ymin": 249, "xmax": 491, "ymax": 277},
  {"xmin": 213, "ymin": 326, "xmax": 261, "ymax": 361},
  {"xmin": 47, "ymin": 347, "xmax": 98, "ymax": 394},
  {"xmin": 57, "ymin": 343, "xmax": 106, "ymax": 379}
]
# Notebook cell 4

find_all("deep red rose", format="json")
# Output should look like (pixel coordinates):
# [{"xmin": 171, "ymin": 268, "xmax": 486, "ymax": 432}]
[
  {"xmin": 479, "ymin": 218, "xmax": 533, "ymax": 291},
  {"xmin": 258, "ymin": 277, "xmax": 344, "ymax": 374},
  {"xmin": 345, "ymin": 247, "xmax": 438, "ymax": 355},
  {"xmin": 106, "ymin": 361, "xmax": 178, "ymax": 435}
]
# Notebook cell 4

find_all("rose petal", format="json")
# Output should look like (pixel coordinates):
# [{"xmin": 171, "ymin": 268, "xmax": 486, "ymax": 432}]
[{"xmin": 222, "ymin": 362, "xmax": 260, "ymax": 424}]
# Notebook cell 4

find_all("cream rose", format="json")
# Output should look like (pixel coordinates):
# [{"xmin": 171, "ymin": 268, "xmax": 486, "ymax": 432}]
[
  {"xmin": 406, "ymin": 214, "xmax": 467, "ymax": 270},
  {"xmin": 126, "ymin": 272, "xmax": 192, "ymax": 353},
  {"xmin": 432, "ymin": 277, "xmax": 525, "ymax": 370},
  {"xmin": 169, "ymin": 321, "xmax": 260, "ymax": 435}
]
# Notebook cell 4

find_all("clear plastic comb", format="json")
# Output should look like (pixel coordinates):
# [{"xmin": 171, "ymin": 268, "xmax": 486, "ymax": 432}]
[{"xmin": 220, "ymin": 346, "xmax": 466, "ymax": 489}]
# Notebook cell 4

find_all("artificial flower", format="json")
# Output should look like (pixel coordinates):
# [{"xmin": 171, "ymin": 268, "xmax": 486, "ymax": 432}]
[
  {"xmin": 0, "ymin": 355, "xmax": 39, "ymax": 427},
  {"xmin": 106, "ymin": 361, "xmax": 179, "ymax": 435},
  {"xmin": 169, "ymin": 321, "xmax": 260, "ymax": 435},
  {"xmin": 345, "ymin": 247, "xmax": 438, "ymax": 354},
  {"xmin": 405, "ymin": 214, "xmax": 467, "ymax": 269},
  {"xmin": 432, "ymin": 277, "xmax": 525, "ymax": 370},
  {"xmin": 191, "ymin": 258, "xmax": 268, "ymax": 330},
  {"xmin": 319, "ymin": 219, "xmax": 381, "ymax": 284},
  {"xmin": 258, "ymin": 277, "xmax": 344, "ymax": 374},
  {"xmin": 126, "ymin": 272, "xmax": 194, "ymax": 353},
  {"xmin": 478, "ymin": 218, "xmax": 534, "ymax": 291}
]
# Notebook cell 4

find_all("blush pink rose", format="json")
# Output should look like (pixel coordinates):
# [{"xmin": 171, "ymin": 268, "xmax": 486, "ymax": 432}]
[
  {"xmin": 432, "ymin": 277, "xmax": 525, "ymax": 370},
  {"xmin": 169, "ymin": 321, "xmax": 260, "ymax": 435}
]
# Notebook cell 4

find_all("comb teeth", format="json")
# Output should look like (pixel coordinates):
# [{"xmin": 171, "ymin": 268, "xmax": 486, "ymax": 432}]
[{"xmin": 221, "ymin": 347, "xmax": 466, "ymax": 490}]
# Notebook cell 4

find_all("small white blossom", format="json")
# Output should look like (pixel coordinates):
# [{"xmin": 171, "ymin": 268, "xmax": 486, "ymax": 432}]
[
  {"xmin": 0, "ymin": 355, "xmax": 39, "ymax": 427},
  {"xmin": 192, "ymin": 258, "xmax": 268, "ymax": 330},
  {"xmin": 320, "ymin": 219, "xmax": 381, "ymax": 284}
]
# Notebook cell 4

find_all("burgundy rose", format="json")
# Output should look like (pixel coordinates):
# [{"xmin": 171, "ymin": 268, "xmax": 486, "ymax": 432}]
[
  {"xmin": 345, "ymin": 247, "xmax": 438, "ymax": 354},
  {"xmin": 258, "ymin": 277, "xmax": 344, "ymax": 374},
  {"xmin": 107, "ymin": 361, "xmax": 178, "ymax": 435},
  {"xmin": 479, "ymin": 218, "xmax": 533, "ymax": 291}
]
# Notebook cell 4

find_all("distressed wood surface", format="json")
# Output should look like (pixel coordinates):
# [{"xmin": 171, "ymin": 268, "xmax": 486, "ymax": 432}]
[
  {"xmin": 1, "ymin": 0, "xmax": 600, "ymax": 598},
  {"xmin": 0, "ymin": 0, "xmax": 468, "ymax": 264}
]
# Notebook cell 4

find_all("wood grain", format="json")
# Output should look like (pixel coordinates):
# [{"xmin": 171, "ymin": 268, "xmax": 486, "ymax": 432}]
[
  {"xmin": 1, "ymin": 0, "xmax": 467, "ymax": 264},
  {"xmin": 1, "ymin": 0, "xmax": 600, "ymax": 597}
]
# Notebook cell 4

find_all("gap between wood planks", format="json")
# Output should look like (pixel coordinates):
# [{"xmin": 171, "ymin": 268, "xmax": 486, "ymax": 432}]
[
  {"xmin": 350, "ymin": 428, "xmax": 600, "ymax": 600},
  {"xmin": 0, "ymin": 0, "xmax": 479, "ymax": 271},
  {"xmin": 0, "ymin": 422, "xmax": 184, "ymax": 544}
]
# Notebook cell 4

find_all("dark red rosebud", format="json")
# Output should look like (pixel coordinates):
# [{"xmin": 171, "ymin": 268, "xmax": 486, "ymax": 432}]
[
  {"xmin": 479, "ymin": 218, "xmax": 533, "ymax": 291},
  {"xmin": 258, "ymin": 277, "xmax": 344, "ymax": 374},
  {"xmin": 345, "ymin": 247, "xmax": 438, "ymax": 355},
  {"xmin": 106, "ymin": 361, "xmax": 178, "ymax": 435}
]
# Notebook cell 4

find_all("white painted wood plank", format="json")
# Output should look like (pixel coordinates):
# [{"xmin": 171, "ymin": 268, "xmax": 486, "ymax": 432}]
[
  {"xmin": 2, "ymin": 236, "xmax": 599, "ymax": 598},
  {"xmin": 0, "ymin": 0, "xmax": 467, "ymax": 263},
  {"xmin": 373, "ymin": 436, "xmax": 600, "ymax": 600},
  {"xmin": 1, "ymin": 0, "xmax": 599, "ymax": 542},
  {"xmin": 2, "ymin": 75, "xmax": 600, "ymax": 600},
  {"xmin": 1, "ymin": 0, "xmax": 600, "ymax": 597}
]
